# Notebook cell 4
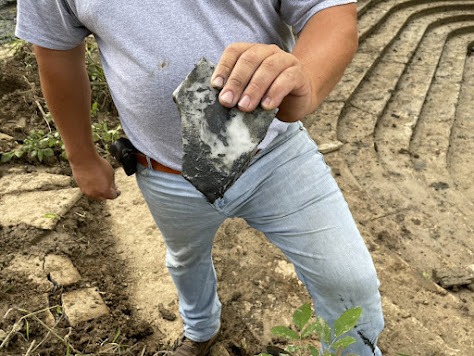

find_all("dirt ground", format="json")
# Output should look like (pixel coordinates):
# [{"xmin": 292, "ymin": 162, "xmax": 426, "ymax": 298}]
[{"xmin": 1, "ymin": 1, "xmax": 473, "ymax": 355}]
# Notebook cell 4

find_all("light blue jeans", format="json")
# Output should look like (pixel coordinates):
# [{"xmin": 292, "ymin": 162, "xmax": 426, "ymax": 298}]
[{"xmin": 136, "ymin": 122, "xmax": 384, "ymax": 355}]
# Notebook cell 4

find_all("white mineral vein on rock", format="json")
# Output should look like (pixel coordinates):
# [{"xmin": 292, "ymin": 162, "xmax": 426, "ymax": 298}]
[{"xmin": 200, "ymin": 111, "xmax": 258, "ymax": 174}]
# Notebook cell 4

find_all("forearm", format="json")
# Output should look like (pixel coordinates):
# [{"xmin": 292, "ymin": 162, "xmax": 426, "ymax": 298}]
[
  {"xmin": 34, "ymin": 43, "xmax": 97, "ymax": 164},
  {"xmin": 292, "ymin": 3, "xmax": 358, "ymax": 113}
]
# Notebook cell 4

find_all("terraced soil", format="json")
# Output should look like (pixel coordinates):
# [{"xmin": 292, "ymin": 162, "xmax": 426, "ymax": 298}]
[{"xmin": 0, "ymin": 1, "xmax": 473, "ymax": 355}]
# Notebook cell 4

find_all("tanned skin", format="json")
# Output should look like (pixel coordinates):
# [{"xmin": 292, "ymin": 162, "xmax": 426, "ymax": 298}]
[{"xmin": 34, "ymin": 4, "xmax": 358, "ymax": 201}]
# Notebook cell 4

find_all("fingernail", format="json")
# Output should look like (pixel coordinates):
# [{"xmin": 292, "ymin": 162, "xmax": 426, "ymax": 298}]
[
  {"xmin": 238, "ymin": 95, "xmax": 251, "ymax": 109},
  {"xmin": 262, "ymin": 96, "xmax": 272, "ymax": 109},
  {"xmin": 221, "ymin": 91, "xmax": 234, "ymax": 105},
  {"xmin": 212, "ymin": 76, "xmax": 224, "ymax": 88}
]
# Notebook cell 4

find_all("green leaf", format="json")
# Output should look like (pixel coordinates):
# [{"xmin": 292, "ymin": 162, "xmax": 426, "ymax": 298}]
[
  {"xmin": 45, "ymin": 213, "xmax": 59, "ymax": 219},
  {"xmin": 270, "ymin": 326, "xmax": 299, "ymax": 340},
  {"xmin": 285, "ymin": 345, "xmax": 300, "ymax": 353},
  {"xmin": 38, "ymin": 149, "xmax": 44, "ymax": 162},
  {"xmin": 302, "ymin": 322, "xmax": 318, "ymax": 339},
  {"xmin": 112, "ymin": 328, "xmax": 121, "ymax": 343},
  {"xmin": 308, "ymin": 345, "xmax": 320, "ymax": 356},
  {"xmin": 332, "ymin": 336, "xmax": 356, "ymax": 349},
  {"xmin": 315, "ymin": 316, "xmax": 332, "ymax": 345},
  {"xmin": 293, "ymin": 303, "xmax": 312, "ymax": 331},
  {"xmin": 25, "ymin": 320, "xmax": 29, "ymax": 340},
  {"xmin": 1, "ymin": 152, "xmax": 14, "ymax": 163},
  {"xmin": 334, "ymin": 307, "xmax": 362, "ymax": 338},
  {"xmin": 30, "ymin": 150, "xmax": 37, "ymax": 159},
  {"xmin": 14, "ymin": 151, "xmax": 24, "ymax": 158},
  {"xmin": 43, "ymin": 148, "xmax": 54, "ymax": 157}
]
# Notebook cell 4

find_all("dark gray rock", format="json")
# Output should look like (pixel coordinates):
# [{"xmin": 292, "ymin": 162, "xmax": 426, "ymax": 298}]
[{"xmin": 174, "ymin": 57, "xmax": 277, "ymax": 203}]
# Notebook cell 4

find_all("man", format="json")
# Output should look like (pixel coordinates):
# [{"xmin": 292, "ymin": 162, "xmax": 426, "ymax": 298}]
[{"xmin": 16, "ymin": 1, "xmax": 384, "ymax": 355}]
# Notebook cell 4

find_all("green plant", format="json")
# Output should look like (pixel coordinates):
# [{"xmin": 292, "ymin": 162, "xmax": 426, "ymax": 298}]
[
  {"xmin": 1, "ymin": 129, "xmax": 65, "ymax": 163},
  {"xmin": 257, "ymin": 303, "xmax": 362, "ymax": 356},
  {"xmin": 0, "ymin": 306, "xmax": 80, "ymax": 354},
  {"xmin": 92, "ymin": 121, "xmax": 122, "ymax": 155},
  {"xmin": 85, "ymin": 39, "xmax": 113, "ymax": 110}
]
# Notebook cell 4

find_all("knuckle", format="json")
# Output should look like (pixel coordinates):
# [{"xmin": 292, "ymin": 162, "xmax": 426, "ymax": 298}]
[
  {"xmin": 246, "ymin": 80, "xmax": 264, "ymax": 94},
  {"xmin": 261, "ymin": 58, "xmax": 277, "ymax": 72},
  {"xmin": 268, "ymin": 44, "xmax": 280, "ymax": 52},
  {"xmin": 282, "ymin": 68, "xmax": 297, "ymax": 82},
  {"xmin": 228, "ymin": 75, "xmax": 245, "ymax": 88},
  {"xmin": 239, "ymin": 50, "xmax": 258, "ymax": 66},
  {"xmin": 224, "ymin": 45, "xmax": 241, "ymax": 58}
]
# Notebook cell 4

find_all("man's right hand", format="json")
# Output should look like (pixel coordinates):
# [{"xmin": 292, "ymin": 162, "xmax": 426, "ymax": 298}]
[
  {"xmin": 70, "ymin": 154, "xmax": 120, "ymax": 201},
  {"xmin": 34, "ymin": 44, "xmax": 120, "ymax": 201}
]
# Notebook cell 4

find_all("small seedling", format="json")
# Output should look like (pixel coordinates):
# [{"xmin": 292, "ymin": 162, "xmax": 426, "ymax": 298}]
[
  {"xmin": 45, "ymin": 213, "xmax": 60, "ymax": 220},
  {"xmin": 257, "ymin": 303, "xmax": 362, "ymax": 356}
]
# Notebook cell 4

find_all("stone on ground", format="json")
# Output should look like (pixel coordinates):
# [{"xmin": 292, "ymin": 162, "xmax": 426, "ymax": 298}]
[
  {"xmin": 44, "ymin": 254, "xmax": 81, "ymax": 287},
  {"xmin": 432, "ymin": 267, "xmax": 474, "ymax": 289},
  {"xmin": 0, "ymin": 172, "xmax": 72, "ymax": 195},
  {"xmin": 0, "ymin": 187, "xmax": 81, "ymax": 229},
  {"xmin": 6, "ymin": 255, "xmax": 53, "ymax": 292},
  {"xmin": 62, "ymin": 288, "xmax": 109, "ymax": 327}
]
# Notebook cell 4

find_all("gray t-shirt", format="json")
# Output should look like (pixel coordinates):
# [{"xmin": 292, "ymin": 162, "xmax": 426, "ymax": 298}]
[{"xmin": 16, "ymin": 0, "xmax": 354, "ymax": 170}]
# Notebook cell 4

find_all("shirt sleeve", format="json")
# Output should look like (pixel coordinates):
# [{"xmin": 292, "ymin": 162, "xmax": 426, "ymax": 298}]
[
  {"xmin": 280, "ymin": 0, "xmax": 356, "ymax": 34},
  {"xmin": 15, "ymin": 0, "xmax": 91, "ymax": 50}
]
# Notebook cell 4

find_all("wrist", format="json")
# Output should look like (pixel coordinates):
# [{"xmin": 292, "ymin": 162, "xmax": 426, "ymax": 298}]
[{"xmin": 67, "ymin": 145, "xmax": 101, "ymax": 167}]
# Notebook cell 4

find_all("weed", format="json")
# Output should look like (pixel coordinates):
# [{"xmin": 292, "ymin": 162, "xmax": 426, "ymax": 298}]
[
  {"xmin": 85, "ymin": 38, "xmax": 114, "ymax": 111},
  {"xmin": 257, "ymin": 303, "xmax": 362, "ymax": 356},
  {"xmin": 1, "ymin": 129, "xmax": 64, "ymax": 163},
  {"xmin": 0, "ymin": 306, "xmax": 80, "ymax": 354},
  {"xmin": 1, "ymin": 102, "xmax": 122, "ymax": 163},
  {"xmin": 92, "ymin": 121, "xmax": 122, "ymax": 156}
]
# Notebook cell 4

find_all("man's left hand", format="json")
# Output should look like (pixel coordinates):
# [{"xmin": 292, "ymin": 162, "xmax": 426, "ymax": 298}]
[{"xmin": 211, "ymin": 43, "xmax": 313, "ymax": 122}]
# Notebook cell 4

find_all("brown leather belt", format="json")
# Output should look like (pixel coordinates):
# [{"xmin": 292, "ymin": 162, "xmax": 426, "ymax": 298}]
[
  {"xmin": 136, "ymin": 149, "xmax": 261, "ymax": 175},
  {"xmin": 136, "ymin": 153, "xmax": 181, "ymax": 175}
]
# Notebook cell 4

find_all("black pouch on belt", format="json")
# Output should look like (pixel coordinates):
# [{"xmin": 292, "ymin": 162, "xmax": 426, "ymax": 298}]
[{"xmin": 109, "ymin": 138, "xmax": 139, "ymax": 176}]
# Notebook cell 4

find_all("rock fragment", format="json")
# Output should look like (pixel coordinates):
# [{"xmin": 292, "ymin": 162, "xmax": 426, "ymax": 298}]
[
  {"xmin": 44, "ymin": 255, "xmax": 81, "ymax": 287},
  {"xmin": 0, "ymin": 188, "xmax": 81, "ymax": 229},
  {"xmin": 174, "ymin": 57, "xmax": 277, "ymax": 202},
  {"xmin": 318, "ymin": 140, "xmax": 344, "ymax": 154},
  {"xmin": 432, "ymin": 267, "xmax": 474, "ymax": 289},
  {"xmin": 0, "ymin": 172, "xmax": 72, "ymax": 195},
  {"xmin": 62, "ymin": 288, "xmax": 109, "ymax": 327},
  {"xmin": 6, "ymin": 256, "xmax": 54, "ymax": 292}
]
